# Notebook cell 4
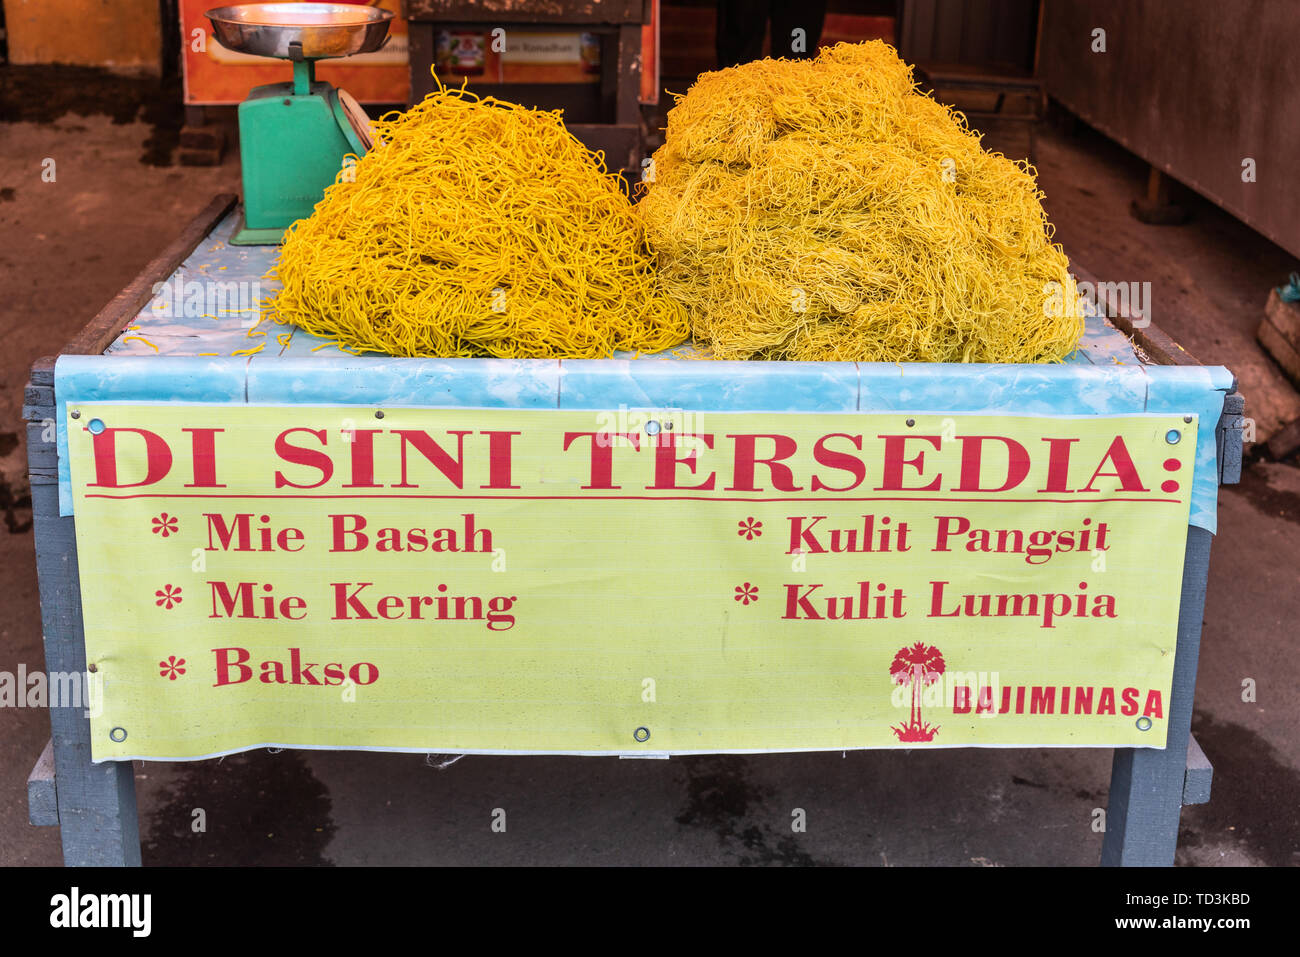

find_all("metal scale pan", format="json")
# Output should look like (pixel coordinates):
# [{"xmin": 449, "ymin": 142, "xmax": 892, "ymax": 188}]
[
  {"xmin": 206, "ymin": 3, "xmax": 394, "ymax": 61},
  {"xmin": 204, "ymin": 3, "xmax": 394, "ymax": 244}
]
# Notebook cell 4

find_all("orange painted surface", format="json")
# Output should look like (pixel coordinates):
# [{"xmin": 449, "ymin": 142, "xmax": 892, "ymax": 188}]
[
  {"xmin": 660, "ymin": 8, "xmax": 894, "ymax": 79},
  {"xmin": 641, "ymin": 1, "xmax": 659, "ymax": 104},
  {"xmin": 820, "ymin": 14, "xmax": 894, "ymax": 48},
  {"xmin": 5, "ymin": 0, "xmax": 161, "ymax": 69}
]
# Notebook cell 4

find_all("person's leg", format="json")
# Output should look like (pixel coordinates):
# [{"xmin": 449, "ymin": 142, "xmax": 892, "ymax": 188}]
[
  {"xmin": 716, "ymin": 0, "xmax": 771, "ymax": 68},
  {"xmin": 769, "ymin": 0, "xmax": 827, "ymax": 59}
]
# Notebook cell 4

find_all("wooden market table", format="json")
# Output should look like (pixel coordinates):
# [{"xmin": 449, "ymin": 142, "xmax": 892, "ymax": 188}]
[{"xmin": 25, "ymin": 194, "xmax": 1245, "ymax": 866}]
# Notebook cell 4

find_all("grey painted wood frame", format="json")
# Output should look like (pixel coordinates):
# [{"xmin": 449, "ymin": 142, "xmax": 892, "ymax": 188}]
[
  {"xmin": 1102, "ymin": 525, "xmax": 1214, "ymax": 866},
  {"xmin": 27, "ymin": 356, "xmax": 140, "ymax": 865}
]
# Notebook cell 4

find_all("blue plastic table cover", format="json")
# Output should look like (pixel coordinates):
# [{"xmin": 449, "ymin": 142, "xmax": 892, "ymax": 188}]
[{"xmin": 55, "ymin": 210, "xmax": 1236, "ymax": 532}]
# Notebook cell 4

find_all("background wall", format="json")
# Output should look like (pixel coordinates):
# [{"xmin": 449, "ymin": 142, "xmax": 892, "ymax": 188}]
[
  {"xmin": 4, "ymin": 0, "xmax": 163, "ymax": 71},
  {"xmin": 1039, "ymin": 0, "xmax": 1300, "ymax": 261},
  {"xmin": 897, "ymin": 0, "xmax": 1038, "ymax": 72}
]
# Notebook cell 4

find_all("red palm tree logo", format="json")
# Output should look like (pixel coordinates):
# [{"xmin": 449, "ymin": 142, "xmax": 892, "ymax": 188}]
[{"xmin": 889, "ymin": 643, "xmax": 945, "ymax": 742}]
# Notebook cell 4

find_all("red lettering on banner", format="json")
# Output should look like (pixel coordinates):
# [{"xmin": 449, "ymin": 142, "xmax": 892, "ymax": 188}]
[
  {"xmin": 204, "ymin": 513, "xmax": 303, "ymax": 552},
  {"xmin": 810, "ymin": 434, "xmax": 866, "ymax": 491},
  {"xmin": 182, "ymin": 428, "xmax": 225, "ymax": 488},
  {"xmin": 727, "ymin": 434, "xmax": 802, "ymax": 492},
  {"xmin": 261, "ymin": 660, "xmax": 286, "ymax": 684},
  {"xmin": 393, "ymin": 430, "xmax": 470, "ymax": 489},
  {"xmin": 956, "ymin": 435, "xmax": 1030, "ymax": 492},
  {"xmin": 214, "ymin": 647, "xmax": 251, "ymax": 686},
  {"xmin": 875, "ymin": 435, "xmax": 942, "ymax": 491},
  {"xmin": 787, "ymin": 514, "xmax": 909, "ymax": 554},
  {"xmin": 1121, "ymin": 687, "xmax": 1140, "ymax": 716},
  {"xmin": 784, "ymin": 583, "xmax": 822, "ymax": 619},
  {"xmin": 350, "ymin": 663, "xmax": 379, "ymax": 685},
  {"xmin": 329, "ymin": 513, "xmax": 491, "ymax": 553},
  {"xmin": 208, "ymin": 581, "xmax": 306, "ymax": 619},
  {"xmin": 1143, "ymin": 691, "xmax": 1163, "ymax": 718},
  {"xmin": 1081, "ymin": 436, "xmax": 1149, "ymax": 492},
  {"xmin": 563, "ymin": 431, "xmax": 641, "ymax": 489},
  {"xmin": 342, "ymin": 429, "xmax": 383, "ymax": 489},
  {"xmin": 333, "ymin": 581, "xmax": 376, "ymax": 619},
  {"xmin": 927, "ymin": 580, "xmax": 1117, "ymax": 628},
  {"xmin": 651, "ymin": 434, "xmax": 715, "ymax": 490},
  {"xmin": 332, "ymin": 514, "xmax": 367, "ymax": 552},
  {"xmin": 1038, "ymin": 437, "xmax": 1078, "ymax": 493},
  {"xmin": 75, "ymin": 420, "xmax": 1175, "ymax": 499},
  {"xmin": 482, "ymin": 431, "xmax": 521, "ymax": 489},
  {"xmin": 212, "ymin": 647, "xmax": 376, "ymax": 687},
  {"xmin": 781, "ymin": 582, "xmax": 906, "ymax": 620},
  {"xmin": 88, "ymin": 428, "xmax": 172, "ymax": 489},
  {"xmin": 274, "ymin": 428, "xmax": 332, "ymax": 488},
  {"xmin": 933, "ymin": 516, "xmax": 970, "ymax": 553},
  {"xmin": 289, "ymin": 647, "xmax": 321, "ymax": 685},
  {"xmin": 328, "ymin": 581, "xmax": 515, "ymax": 629},
  {"xmin": 788, "ymin": 515, "xmax": 825, "ymax": 553}
]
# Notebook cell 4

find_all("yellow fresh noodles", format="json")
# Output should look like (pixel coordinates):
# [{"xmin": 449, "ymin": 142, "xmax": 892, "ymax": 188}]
[
  {"xmin": 637, "ymin": 41, "xmax": 1084, "ymax": 363},
  {"xmin": 266, "ymin": 77, "xmax": 688, "ymax": 358}
]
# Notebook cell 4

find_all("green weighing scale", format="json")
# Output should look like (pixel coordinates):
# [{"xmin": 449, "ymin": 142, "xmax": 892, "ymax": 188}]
[{"xmin": 206, "ymin": 3, "xmax": 394, "ymax": 245}]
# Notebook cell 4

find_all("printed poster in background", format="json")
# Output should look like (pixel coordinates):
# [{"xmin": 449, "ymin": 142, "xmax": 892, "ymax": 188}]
[
  {"xmin": 433, "ymin": 29, "xmax": 600, "ymax": 85},
  {"xmin": 67, "ymin": 406, "xmax": 1194, "ymax": 761}
]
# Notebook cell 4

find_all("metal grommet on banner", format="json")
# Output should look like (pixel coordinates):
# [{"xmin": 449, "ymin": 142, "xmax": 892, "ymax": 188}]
[
  {"xmin": 1136, "ymin": 716, "xmax": 1153, "ymax": 732},
  {"xmin": 1165, "ymin": 429, "xmax": 1181, "ymax": 444},
  {"xmin": 1183, "ymin": 415, "xmax": 1193, "ymax": 423},
  {"xmin": 109, "ymin": 727, "xmax": 128, "ymax": 742},
  {"xmin": 70, "ymin": 410, "xmax": 81, "ymax": 419},
  {"xmin": 905, "ymin": 418, "xmax": 915, "ymax": 427},
  {"xmin": 88, "ymin": 418, "xmax": 106, "ymax": 435},
  {"xmin": 644, "ymin": 420, "xmax": 661, "ymax": 436},
  {"xmin": 633, "ymin": 726, "xmax": 651, "ymax": 743},
  {"xmin": 374, "ymin": 410, "xmax": 385, "ymax": 419}
]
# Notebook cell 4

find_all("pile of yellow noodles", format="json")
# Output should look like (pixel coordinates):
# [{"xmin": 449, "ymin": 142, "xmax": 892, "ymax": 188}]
[
  {"xmin": 265, "ymin": 79, "xmax": 688, "ymax": 358},
  {"xmin": 637, "ymin": 41, "xmax": 1083, "ymax": 362}
]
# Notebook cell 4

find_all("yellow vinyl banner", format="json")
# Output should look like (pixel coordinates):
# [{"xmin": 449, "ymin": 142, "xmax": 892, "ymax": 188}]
[{"xmin": 66, "ymin": 405, "xmax": 1195, "ymax": 760}]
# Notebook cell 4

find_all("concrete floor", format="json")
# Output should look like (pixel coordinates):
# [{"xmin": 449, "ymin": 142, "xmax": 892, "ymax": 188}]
[{"xmin": 0, "ymin": 69, "xmax": 1297, "ymax": 866}]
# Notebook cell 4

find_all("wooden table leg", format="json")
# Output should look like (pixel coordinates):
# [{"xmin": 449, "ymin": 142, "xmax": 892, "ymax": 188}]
[
  {"xmin": 26, "ymin": 358, "xmax": 142, "ymax": 866},
  {"xmin": 1130, "ymin": 166, "xmax": 1190, "ymax": 225},
  {"xmin": 1101, "ymin": 524, "xmax": 1213, "ymax": 865}
]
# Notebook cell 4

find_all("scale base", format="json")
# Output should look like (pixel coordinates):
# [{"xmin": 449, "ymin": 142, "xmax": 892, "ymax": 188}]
[{"xmin": 229, "ymin": 212, "xmax": 287, "ymax": 246}]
